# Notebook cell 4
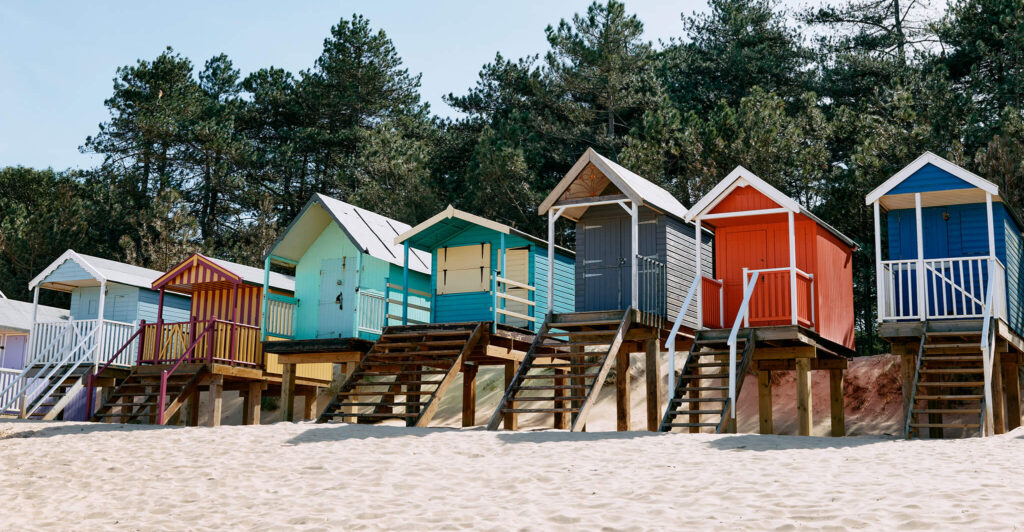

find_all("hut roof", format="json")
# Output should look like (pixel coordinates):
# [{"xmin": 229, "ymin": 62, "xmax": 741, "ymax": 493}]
[
  {"xmin": 0, "ymin": 296, "xmax": 68, "ymax": 333},
  {"xmin": 866, "ymin": 152, "xmax": 998, "ymax": 207},
  {"xmin": 395, "ymin": 205, "xmax": 573, "ymax": 255},
  {"xmin": 153, "ymin": 253, "xmax": 294, "ymax": 294},
  {"xmin": 538, "ymin": 148, "xmax": 689, "ymax": 221},
  {"xmin": 266, "ymin": 194, "xmax": 430, "ymax": 275},
  {"xmin": 29, "ymin": 250, "xmax": 170, "ymax": 292}
]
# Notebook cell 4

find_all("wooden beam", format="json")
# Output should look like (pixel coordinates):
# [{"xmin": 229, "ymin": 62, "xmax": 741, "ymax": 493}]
[
  {"xmin": 645, "ymin": 338, "xmax": 661, "ymax": 432},
  {"xmin": 274, "ymin": 351, "xmax": 365, "ymax": 365},
  {"xmin": 280, "ymin": 362, "xmax": 296, "ymax": 422},
  {"xmin": 207, "ymin": 375, "xmax": 223, "ymax": 428},
  {"xmin": 752, "ymin": 346, "xmax": 816, "ymax": 360},
  {"xmin": 796, "ymin": 357, "xmax": 812, "ymax": 436},
  {"xmin": 991, "ymin": 356, "xmax": 1006, "ymax": 435},
  {"xmin": 554, "ymin": 368, "xmax": 569, "ymax": 430},
  {"xmin": 462, "ymin": 365, "xmax": 477, "ymax": 427},
  {"xmin": 504, "ymin": 361, "xmax": 519, "ymax": 430},
  {"xmin": 187, "ymin": 387, "xmax": 200, "ymax": 427},
  {"xmin": 756, "ymin": 358, "xmax": 848, "ymax": 371},
  {"xmin": 616, "ymin": 349, "xmax": 630, "ymax": 432},
  {"xmin": 757, "ymin": 367, "xmax": 773, "ymax": 435},
  {"xmin": 302, "ymin": 387, "xmax": 317, "ymax": 421},
  {"xmin": 245, "ymin": 381, "xmax": 262, "ymax": 425},
  {"xmin": 1004, "ymin": 361, "xmax": 1021, "ymax": 431},
  {"xmin": 829, "ymin": 368, "xmax": 846, "ymax": 437}
]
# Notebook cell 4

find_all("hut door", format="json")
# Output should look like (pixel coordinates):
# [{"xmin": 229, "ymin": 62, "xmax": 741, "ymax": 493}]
[
  {"xmin": 502, "ymin": 247, "xmax": 531, "ymax": 328},
  {"xmin": 1, "ymin": 334, "xmax": 26, "ymax": 369},
  {"xmin": 318, "ymin": 258, "xmax": 357, "ymax": 338},
  {"xmin": 581, "ymin": 218, "xmax": 629, "ymax": 311},
  {"xmin": 724, "ymin": 229, "xmax": 767, "ymax": 326}
]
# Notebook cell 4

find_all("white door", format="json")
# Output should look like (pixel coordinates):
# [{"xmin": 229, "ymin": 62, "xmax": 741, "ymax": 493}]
[
  {"xmin": 502, "ymin": 248, "xmax": 531, "ymax": 328},
  {"xmin": 318, "ymin": 258, "xmax": 357, "ymax": 338}
]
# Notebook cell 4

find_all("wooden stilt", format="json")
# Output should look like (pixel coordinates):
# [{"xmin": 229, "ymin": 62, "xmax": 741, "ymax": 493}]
[
  {"xmin": 281, "ymin": 362, "xmax": 296, "ymax": 422},
  {"xmin": 757, "ymin": 366, "xmax": 773, "ymax": 435},
  {"xmin": 207, "ymin": 375, "xmax": 223, "ymax": 428},
  {"xmin": 302, "ymin": 387, "xmax": 317, "ymax": 421},
  {"xmin": 554, "ymin": 368, "xmax": 569, "ymax": 430},
  {"xmin": 829, "ymin": 368, "xmax": 845, "ymax": 437},
  {"xmin": 503, "ymin": 361, "xmax": 519, "ymax": 430},
  {"xmin": 187, "ymin": 387, "xmax": 200, "ymax": 427},
  {"xmin": 616, "ymin": 348, "xmax": 630, "ymax": 431},
  {"xmin": 796, "ymin": 357, "xmax": 812, "ymax": 436},
  {"xmin": 645, "ymin": 338, "xmax": 660, "ymax": 432},
  {"xmin": 898, "ymin": 346, "xmax": 915, "ymax": 415},
  {"xmin": 1004, "ymin": 361, "xmax": 1021, "ymax": 431},
  {"xmin": 462, "ymin": 365, "xmax": 477, "ymax": 427},
  {"xmin": 991, "ymin": 355, "xmax": 1006, "ymax": 435},
  {"xmin": 245, "ymin": 381, "xmax": 262, "ymax": 425}
]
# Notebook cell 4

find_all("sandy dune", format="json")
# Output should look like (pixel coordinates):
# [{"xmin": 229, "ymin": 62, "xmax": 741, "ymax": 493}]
[{"xmin": 2, "ymin": 419, "xmax": 1023, "ymax": 531}]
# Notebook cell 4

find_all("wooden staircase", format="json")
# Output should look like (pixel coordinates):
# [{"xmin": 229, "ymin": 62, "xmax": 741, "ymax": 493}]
[
  {"xmin": 486, "ymin": 310, "xmax": 632, "ymax": 432},
  {"xmin": 905, "ymin": 327, "xmax": 985, "ymax": 438},
  {"xmin": 90, "ymin": 367, "xmax": 206, "ymax": 424},
  {"xmin": 317, "ymin": 322, "xmax": 485, "ymax": 426},
  {"xmin": 659, "ymin": 329, "xmax": 756, "ymax": 433},
  {"xmin": 23, "ymin": 366, "xmax": 91, "ymax": 421}
]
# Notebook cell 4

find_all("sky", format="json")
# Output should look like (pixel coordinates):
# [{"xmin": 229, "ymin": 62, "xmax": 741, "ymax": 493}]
[{"xmin": 0, "ymin": 1, "xmax": 717, "ymax": 170}]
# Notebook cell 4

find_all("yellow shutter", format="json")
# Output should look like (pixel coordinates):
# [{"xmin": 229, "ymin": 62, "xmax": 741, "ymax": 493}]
[{"xmin": 437, "ymin": 243, "xmax": 491, "ymax": 294}]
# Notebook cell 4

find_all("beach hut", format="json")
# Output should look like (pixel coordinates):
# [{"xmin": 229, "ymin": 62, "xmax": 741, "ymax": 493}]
[
  {"xmin": 0, "ymin": 294, "xmax": 68, "ymax": 415},
  {"xmin": 317, "ymin": 206, "xmax": 576, "ymax": 428},
  {"xmin": 868, "ymin": 152, "xmax": 1024, "ymax": 438},
  {"xmin": 0, "ymin": 250, "xmax": 189, "ymax": 420},
  {"xmin": 488, "ymin": 148, "xmax": 713, "ymax": 432},
  {"xmin": 87, "ymin": 253, "xmax": 308, "ymax": 426},
  {"xmin": 260, "ymin": 194, "xmax": 431, "ymax": 422},
  {"xmin": 671, "ymin": 166, "xmax": 857, "ymax": 436}
]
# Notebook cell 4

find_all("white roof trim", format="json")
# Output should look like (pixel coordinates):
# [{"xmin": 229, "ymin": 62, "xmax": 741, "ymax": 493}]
[
  {"xmin": 685, "ymin": 166, "xmax": 800, "ymax": 222},
  {"xmin": 865, "ymin": 151, "xmax": 998, "ymax": 205},
  {"xmin": 28, "ymin": 249, "xmax": 106, "ymax": 290},
  {"xmin": 395, "ymin": 205, "xmax": 510, "ymax": 246}
]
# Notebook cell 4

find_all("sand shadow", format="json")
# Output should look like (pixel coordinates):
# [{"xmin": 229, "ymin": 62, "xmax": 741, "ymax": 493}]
[
  {"xmin": 0, "ymin": 420, "xmax": 179, "ymax": 440},
  {"xmin": 285, "ymin": 422, "xmax": 455, "ymax": 445},
  {"xmin": 703, "ymin": 433, "xmax": 896, "ymax": 452},
  {"xmin": 495, "ymin": 429, "xmax": 662, "ymax": 444}
]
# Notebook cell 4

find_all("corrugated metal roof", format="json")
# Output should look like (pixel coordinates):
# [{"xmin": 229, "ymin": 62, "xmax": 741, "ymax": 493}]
[
  {"xmin": 30, "ymin": 250, "xmax": 172, "ymax": 291},
  {"xmin": 395, "ymin": 205, "xmax": 574, "ymax": 256},
  {"xmin": 267, "ymin": 194, "xmax": 431, "ymax": 275},
  {"xmin": 0, "ymin": 297, "xmax": 68, "ymax": 333},
  {"xmin": 206, "ymin": 255, "xmax": 294, "ymax": 291}
]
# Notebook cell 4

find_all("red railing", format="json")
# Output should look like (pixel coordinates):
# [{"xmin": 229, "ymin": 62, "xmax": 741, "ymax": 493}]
[
  {"xmin": 137, "ymin": 317, "xmax": 264, "ymax": 368},
  {"xmin": 742, "ymin": 267, "xmax": 815, "ymax": 328},
  {"xmin": 86, "ymin": 323, "xmax": 147, "ymax": 418},
  {"xmin": 155, "ymin": 320, "xmax": 218, "ymax": 424},
  {"xmin": 701, "ymin": 277, "xmax": 724, "ymax": 328}
]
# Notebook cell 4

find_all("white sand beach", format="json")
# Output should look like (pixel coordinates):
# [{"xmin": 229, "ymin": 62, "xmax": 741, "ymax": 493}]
[{"xmin": 2, "ymin": 419, "xmax": 1023, "ymax": 531}]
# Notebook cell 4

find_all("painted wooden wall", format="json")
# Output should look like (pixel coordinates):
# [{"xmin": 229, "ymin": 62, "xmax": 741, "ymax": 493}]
[
  {"xmin": 0, "ymin": 332, "xmax": 28, "ymax": 369},
  {"xmin": 190, "ymin": 285, "xmax": 262, "ymax": 325},
  {"xmin": 70, "ymin": 285, "xmax": 190, "ymax": 324}
]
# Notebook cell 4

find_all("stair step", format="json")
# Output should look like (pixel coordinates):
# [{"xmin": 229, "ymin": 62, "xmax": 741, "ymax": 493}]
[
  {"xmin": 501, "ymin": 408, "xmax": 577, "ymax": 414},
  {"xmin": 516, "ymin": 385, "xmax": 589, "ymax": 391},
  {"xmin": 354, "ymin": 370, "xmax": 449, "ymax": 376},
  {"xmin": 321, "ymin": 411, "xmax": 418, "ymax": 418},
  {"xmin": 914, "ymin": 394, "xmax": 983, "ymax": 401},
  {"xmin": 663, "ymin": 422, "xmax": 720, "ymax": 428},
  {"xmin": 695, "ymin": 350, "xmax": 730, "ymax": 355},
  {"xmin": 912, "ymin": 408, "xmax": 982, "ymax": 414},
  {"xmin": 680, "ymin": 386, "xmax": 729, "ymax": 392},
  {"xmin": 334, "ymin": 401, "xmax": 426, "ymax": 408},
  {"xmin": 916, "ymin": 381, "xmax": 984, "ymax": 387},
  {"xmin": 909, "ymin": 423, "xmax": 980, "ymax": 429},
  {"xmin": 544, "ymin": 330, "xmax": 616, "ymax": 338},
  {"xmin": 540, "ymin": 341, "xmax": 612, "ymax": 348},
  {"xmin": 665, "ymin": 409, "xmax": 723, "ymax": 415},
  {"xmin": 922, "ymin": 355, "xmax": 984, "ymax": 362},
  {"xmin": 689, "ymin": 362, "xmax": 729, "ymax": 368},
  {"xmin": 923, "ymin": 343, "xmax": 982, "ymax": 350},
  {"xmin": 680, "ymin": 373, "xmax": 730, "ymax": 380},
  {"xmin": 528, "ymin": 363, "xmax": 603, "ymax": 369},
  {"xmin": 920, "ymin": 368, "xmax": 983, "ymax": 374},
  {"xmin": 549, "ymin": 319, "xmax": 622, "ymax": 328},
  {"xmin": 671, "ymin": 397, "xmax": 727, "ymax": 403},
  {"xmin": 512, "ymin": 396, "xmax": 589, "ymax": 402},
  {"xmin": 520, "ymin": 372, "xmax": 596, "ymax": 380}
]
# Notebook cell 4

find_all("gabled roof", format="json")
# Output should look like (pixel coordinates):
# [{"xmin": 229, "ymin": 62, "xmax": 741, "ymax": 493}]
[
  {"xmin": 395, "ymin": 205, "xmax": 573, "ymax": 255},
  {"xmin": 865, "ymin": 152, "xmax": 999, "ymax": 205},
  {"xmin": 29, "ymin": 250, "xmax": 170, "ymax": 292},
  {"xmin": 0, "ymin": 296, "xmax": 68, "ymax": 332},
  {"xmin": 538, "ymin": 148, "xmax": 689, "ymax": 221},
  {"xmin": 686, "ymin": 165, "xmax": 857, "ymax": 249},
  {"xmin": 153, "ymin": 253, "xmax": 294, "ymax": 293},
  {"xmin": 266, "ymin": 194, "xmax": 430, "ymax": 275}
]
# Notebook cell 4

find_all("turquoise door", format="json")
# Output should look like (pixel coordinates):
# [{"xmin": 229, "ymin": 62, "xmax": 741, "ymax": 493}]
[{"xmin": 318, "ymin": 257, "xmax": 357, "ymax": 338}]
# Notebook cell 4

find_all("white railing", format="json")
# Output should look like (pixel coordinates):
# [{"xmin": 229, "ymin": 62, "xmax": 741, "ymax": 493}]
[
  {"xmin": 0, "ymin": 323, "xmax": 99, "ymax": 417},
  {"xmin": 28, "ymin": 319, "xmax": 135, "ymax": 367},
  {"xmin": 740, "ymin": 266, "xmax": 815, "ymax": 327},
  {"xmin": 493, "ymin": 276, "xmax": 537, "ymax": 328},
  {"xmin": 99, "ymin": 320, "xmax": 137, "ymax": 366},
  {"xmin": 385, "ymin": 282, "xmax": 432, "ymax": 326},
  {"xmin": 728, "ymin": 271, "xmax": 761, "ymax": 418},
  {"xmin": 980, "ymin": 258, "xmax": 1001, "ymax": 435},
  {"xmin": 357, "ymin": 291, "xmax": 387, "ymax": 336},
  {"xmin": 264, "ymin": 295, "xmax": 298, "ymax": 339},
  {"xmin": 665, "ymin": 275, "xmax": 702, "ymax": 401},
  {"xmin": 637, "ymin": 256, "xmax": 667, "ymax": 317},
  {"xmin": 880, "ymin": 256, "xmax": 1005, "ymax": 322},
  {"xmin": 0, "ymin": 368, "xmax": 19, "ymax": 415}
]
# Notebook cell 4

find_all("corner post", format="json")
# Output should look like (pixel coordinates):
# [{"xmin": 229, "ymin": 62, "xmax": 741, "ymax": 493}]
[
  {"xmin": 28, "ymin": 285, "xmax": 40, "ymax": 364},
  {"xmin": 402, "ymin": 242, "xmax": 410, "ymax": 325},
  {"xmin": 914, "ymin": 193, "xmax": 925, "ymax": 320},
  {"xmin": 986, "ymin": 193, "xmax": 996, "ymax": 260},
  {"xmin": 229, "ymin": 282, "xmax": 239, "ymax": 365},
  {"xmin": 630, "ymin": 202, "xmax": 639, "ymax": 310},
  {"xmin": 695, "ymin": 218, "xmax": 703, "ymax": 329},
  {"xmin": 873, "ymin": 201, "xmax": 884, "ymax": 321},
  {"xmin": 261, "ymin": 256, "xmax": 270, "ymax": 341},
  {"xmin": 499, "ymin": 232, "xmax": 506, "ymax": 326},
  {"xmin": 547, "ymin": 209, "xmax": 556, "ymax": 314},
  {"xmin": 788, "ymin": 210, "xmax": 798, "ymax": 325},
  {"xmin": 154, "ymin": 288, "xmax": 166, "ymax": 363},
  {"xmin": 95, "ymin": 279, "xmax": 106, "ymax": 364}
]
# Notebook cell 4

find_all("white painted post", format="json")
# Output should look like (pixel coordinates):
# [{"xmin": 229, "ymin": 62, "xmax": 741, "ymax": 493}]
[
  {"xmin": 874, "ymin": 201, "xmax": 884, "ymax": 321},
  {"xmin": 96, "ymin": 280, "xmax": 107, "ymax": 364},
  {"xmin": 402, "ymin": 242, "xmax": 410, "ymax": 325},
  {"xmin": 986, "ymin": 193, "xmax": 996, "ymax": 259},
  {"xmin": 915, "ymin": 193, "xmax": 926, "ymax": 320},
  {"xmin": 742, "ymin": 268, "xmax": 750, "ymax": 327},
  {"xmin": 260, "ymin": 256, "xmax": 270, "ymax": 341},
  {"xmin": 695, "ymin": 218, "xmax": 703, "ymax": 329},
  {"xmin": 547, "ymin": 209, "xmax": 557, "ymax": 314},
  {"xmin": 788, "ymin": 210, "xmax": 798, "ymax": 325},
  {"xmin": 28, "ymin": 286, "xmax": 39, "ymax": 366},
  {"xmin": 631, "ymin": 202, "xmax": 639, "ymax": 310}
]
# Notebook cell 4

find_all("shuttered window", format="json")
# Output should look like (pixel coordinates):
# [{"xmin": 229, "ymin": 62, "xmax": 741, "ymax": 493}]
[{"xmin": 438, "ymin": 244, "xmax": 491, "ymax": 294}]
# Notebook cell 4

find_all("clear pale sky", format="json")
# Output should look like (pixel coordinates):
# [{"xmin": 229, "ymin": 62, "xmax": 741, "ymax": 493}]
[{"xmin": 1, "ymin": 0, "xmax": 748, "ymax": 170}]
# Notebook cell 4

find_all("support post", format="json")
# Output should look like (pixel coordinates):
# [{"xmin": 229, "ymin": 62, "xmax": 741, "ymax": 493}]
[
  {"xmin": 29, "ymin": 285, "xmax": 39, "ymax": 362},
  {"xmin": 645, "ymin": 338, "xmax": 660, "ymax": 431},
  {"xmin": 991, "ymin": 355, "xmax": 1005, "ymax": 435},
  {"xmin": 829, "ymin": 368, "xmax": 846, "ymax": 437},
  {"xmin": 155, "ymin": 288, "xmax": 166, "ymax": 362},
  {"xmin": 757, "ymin": 366, "xmax": 773, "ymax": 435},
  {"xmin": 244, "ymin": 381, "xmax": 262, "ymax": 425},
  {"xmin": 788, "ymin": 210, "xmax": 798, "ymax": 325},
  {"xmin": 504, "ymin": 360, "xmax": 519, "ymax": 430},
  {"xmin": 796, "ymin": 357, "xmax": 812, "ymax": 436},
  {"xmin": 630, "ymin": 202, "xmax": 639, "ymax": 309},
  {"xmin": 207, "ymin": 375, "xmax": 223, "ymax": 428},
  {"xmin": 229, "ymin": 282, "xmax": 239, "ymax": 365},
  {"xmin": 281, "ymin": 362, "xmax": 296, "ymax": 422},
  {"xmin": 695, "ymin": 218, "xmax": 703, "ymax": 329},
  {"xmin": 554, "ymin": 368, "xmax": 569, "ymax": 430},
  {"xmin": 873, "ymin": 201, "xmax": 884, "ymax": 320},
  {"xmin": 95, "ymin": 279, "xmax": 106, "ymax": 364},
  {"xmin": 462, "ymin": 364, "xmax": 477, "ymax": 427},
  {"xmin": 616, "ymin": 348, "xmax": 630, "ymax": 431},
  {"xmin": 402, "ymin": 242, "xmax": 410, "ymax": 325},
  {"xmin": 261, "ymin": 256, "xmax": 270, "ymax": 341},
  {"xmin": 986, "ymin": 193, "xmax": 996, "ymax": 259},
  {"xmin": 914, "ymin": 193, "xmax": 926, "ymax": 320},
  {"xmin": 547, "ymin": 209, "xmax": 559, "ymax": 314},
  {"xmin": 1004, "ymin": 361, "xmax": 1021, "ymax": 431},
  {"xmin": 187, "ymin": 387, "xmax": 200, "ymax": 426},
  {"xmin": 302, "ymin": 387, "xmax": 317, "ymax": 421}
]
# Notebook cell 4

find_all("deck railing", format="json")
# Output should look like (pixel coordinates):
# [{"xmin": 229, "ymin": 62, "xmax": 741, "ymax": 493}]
[
  {"xmin": 264, "ymin": 294, "xmax": 298, "ymax": 339},
  {"xmin": 637, "ymin": 255, "xmax": 667, "ymax": 318},
  {"xmin": 27, "ymin": 319, "xmax": 137, "ymax": 367},
  {"xmin": 880, "ymin": 256, "xmax": 1005, "ymax": 321},
  {"xmin": 385, "ymin": 280, "xmax": 432, "ymax": 326},
  {"xmin": 492, "ymin": 275, "xmax": 537, "ymax": 329},
  {"xmin": 702, "ymin": 277, "xmax": 724, "ymax": 328},
  {"xmin": 0, "ymin": 368, "xmax": 22, "ymax": 415},
  {"xmin": 138, "ymin": 317, "xmax": 263, "ymax": 368},
  {"xmin": 357, "ymin": 290, "xmax": 387, "ymax": 336},
  {"xmin": 741, "ymin": 267, "xmax": 815, "ymax": 328},
  {"xmin": 665, "ymin": 275, "xmax": 703, "ymax": 404}
]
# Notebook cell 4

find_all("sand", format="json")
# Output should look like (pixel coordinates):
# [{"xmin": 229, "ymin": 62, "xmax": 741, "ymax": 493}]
[{"xmin": 2, "ymin": 419, "xmax": 1024, "ymax": 531}]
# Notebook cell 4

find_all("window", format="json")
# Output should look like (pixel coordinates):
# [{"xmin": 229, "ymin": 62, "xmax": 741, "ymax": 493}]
[{"xmin": 437, "ymin": 244, "xmax": 491, "ymax": 294}]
